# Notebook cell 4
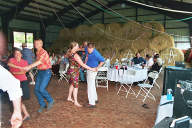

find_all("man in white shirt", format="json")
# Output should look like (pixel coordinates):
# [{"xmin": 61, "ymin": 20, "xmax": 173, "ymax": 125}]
[{"xmin": 145, "ymin": 54, "xmax": 154, "ymax": 67}]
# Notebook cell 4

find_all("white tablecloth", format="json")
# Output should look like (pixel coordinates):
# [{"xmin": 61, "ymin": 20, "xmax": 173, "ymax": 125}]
[
  {"xmin": 107, "ymin": 67, "xmax": 148, "ymax": 83},
  {"xmin": 155, "ymin": 95, "xmax": 174, "ymax": 125}
]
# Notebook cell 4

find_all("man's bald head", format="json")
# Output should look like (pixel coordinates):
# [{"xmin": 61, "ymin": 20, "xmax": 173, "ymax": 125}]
[{"xmin": 0, "ymin": 31, "xmax": 7, "ymax": 58}]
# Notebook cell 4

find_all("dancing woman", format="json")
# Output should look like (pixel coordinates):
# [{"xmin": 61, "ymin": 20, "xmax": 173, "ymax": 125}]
[{"xmin": 67, "ymin": 42, "xmax": 96, "ymax": 107}]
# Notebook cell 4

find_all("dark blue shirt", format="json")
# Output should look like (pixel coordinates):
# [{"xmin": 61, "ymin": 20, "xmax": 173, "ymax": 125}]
[
  {"xmin": 22, "ymin": 48, "xmax": 35, "ymax": 64},
  {"xmin": 131, "ymin": 57, "xmax": 146, "ymax": 65},
  {"xmin": 85, "ymin": 47, "xmax": 105, "ymax": 68}
]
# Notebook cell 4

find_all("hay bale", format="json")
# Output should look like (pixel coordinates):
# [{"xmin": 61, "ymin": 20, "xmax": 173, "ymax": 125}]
[
  {"xmin": 160, "ymin": 48, "xmax": 184, "ymax": 66},
  {"xmin": 142, "ymin": 22, "xmax": 164, "ymax": 39},
  {"xmin": 121, "ymin": 21, "xmax": 144, "ymax": 40},
  {"xmin": 74, "ymin": 25, "xmax": 92, "ymax": 41},
  {"xmin": 90, "ymin": 24, "xmax": 105, "ymax": 40},
  {"xmin": 132, "ymin": 39, "xmax": 151, "ymax": 51},
  {"xmin": 149, "ymin": 34, "xmax": 174, "ymax": 51},
  {"xmin": 140, "ymin": 48, "xmax": 157, "ymax": 57},
  {"xmin": 105, "ymin": 23, "xmax": 122, "ymax": 39}
]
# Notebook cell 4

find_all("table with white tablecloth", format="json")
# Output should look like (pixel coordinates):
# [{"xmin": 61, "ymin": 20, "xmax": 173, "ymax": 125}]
[
  {"xmin": 155, "ymin": 95, "xmax": 174, "ymax": 125},
  {"xmin": 107, "ymin": 67, "xmax": 148, "ymax": 83}
]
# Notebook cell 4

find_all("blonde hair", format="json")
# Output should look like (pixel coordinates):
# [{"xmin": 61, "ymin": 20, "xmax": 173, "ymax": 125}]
[
  {"xmin": 69, "ymin": 41, "xmax": 78, "ymax": 50},
  {"xmin": 67, "ymin": 41, "xmax": 78, "ymax": 56}
]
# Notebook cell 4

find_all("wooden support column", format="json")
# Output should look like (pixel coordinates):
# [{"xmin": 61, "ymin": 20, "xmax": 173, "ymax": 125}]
[
  {"xmin": 189, "ymin": 22, "xmax": 192, "ymax": 47},
  {"xmin": 1, "ymin": 16, "xmax": 9, "ymax": 41},
  {"xmin": 40, "ymin": 22, "xmax": 47, "ymax": 44},
  {"xmin": 163, "ymin": 15, "xmax": 166, "ymax": 29},
  {"xmin": 136, "ymin": 7, "xmax": 138, "ymax": 22},
  {"xmin": 102, "ymin": 11, "xmax": 104, "ymax": 24}
]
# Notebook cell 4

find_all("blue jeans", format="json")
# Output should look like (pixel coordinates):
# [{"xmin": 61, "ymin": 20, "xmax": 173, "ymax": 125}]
[
  {"xmin": 35, "ymin": 69, "xmax": 53, "ymax": 107},
  {"xmin": 79, "ymin": 68, "xmax": 85, "ymax": 81}
]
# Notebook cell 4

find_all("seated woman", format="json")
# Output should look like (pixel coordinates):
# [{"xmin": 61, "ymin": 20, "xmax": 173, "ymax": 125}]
[{"xmin": 8, "ymin": 48, "xmax": 30, "ymax": 121}]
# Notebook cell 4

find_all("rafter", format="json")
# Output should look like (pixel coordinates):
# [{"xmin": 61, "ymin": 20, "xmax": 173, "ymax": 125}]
[
  {"xmin": 3, "ymin": 0, "xmax": 33, "ymax": 20},
  {"xmin": 147, "ymin": 0, "xmax": 192, "ymax": 13},
  {"xmin": 31, "ymin": 1, "xmax": 62, "ymax": 11},
  {"xmin": 45, "ymin": 0, "xmax": 88, "ymax": 26},
  {"xmin": 67, "ymin": 0, "xmax": 120, "ymax": 28},
  {"xmin": 67, "ymin": 0, "xmax": 191, "ymax": 28}
]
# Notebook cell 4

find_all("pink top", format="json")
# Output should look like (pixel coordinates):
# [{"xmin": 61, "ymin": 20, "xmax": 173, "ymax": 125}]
[{"xmin": 8, "ymin": 58, "xmax": 28, "ymax": 82}]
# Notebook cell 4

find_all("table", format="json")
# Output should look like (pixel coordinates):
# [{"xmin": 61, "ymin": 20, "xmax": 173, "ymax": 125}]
[
  {"xmin": 107, "ymin": 67, "xmax": 148, "ymax": 83},
  {"xmin": 154, "ymin": 95, "xmax": 192, "ymax": 128},
  {"xmin": 155, "ymin": 95, "xmax": 174, "ymax": 125}
]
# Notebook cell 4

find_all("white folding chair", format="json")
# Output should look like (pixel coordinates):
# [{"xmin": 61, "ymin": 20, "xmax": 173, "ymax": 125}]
[
  {"xmin": 154, "ymin": 67, "xmax": 163, "ymax": 89},
  {"xmin": 117, "ymin": 70, "xmax": 136, "ymax": 98},
  {"xmin": 59, "ymin": 63, "xmax": 69, "ymax": 83},
  {"xmin": 96, "ymin": 67, "xmax": 109, "ymax": 91},
  {"xmin": 136, "ymin": 74, "xmax": 158, "ymax": 102}
]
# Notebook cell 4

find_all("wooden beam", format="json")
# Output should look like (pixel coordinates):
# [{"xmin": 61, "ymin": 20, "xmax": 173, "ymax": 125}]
[
  {"xmin": 40, "ymin": 22, "xmax": 47, "ymax": 44},
  {"xmin": 67, "ymin": 0, "xmax": 121, "ymax": 28},
  {"xmin": 3, "ymin": 0, "xmax": 33, "ymax": 20},
  {"xmin": 45, "ymin": 0, "xmax": 88, "ymax": 26},
  {"xmin": 1, "ymin": 16, "xmax": 9, "ymax": 40},
  {"xmin": 189, "ymin": 22, "xmax": 192, "ymax": 47},
  {"xmin": 31, "ymin": 1, "xmax": 61, "ymax": 11},
  {"xmin": 28, "ymin": 5, "xmax": 54, "ymax": 14},
  {"xmin": 147, "ymin": 0, "xmax": 192, "ymax": 13}
]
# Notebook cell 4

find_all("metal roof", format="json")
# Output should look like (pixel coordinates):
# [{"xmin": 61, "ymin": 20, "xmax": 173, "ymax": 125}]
[{"xmin": 0, "ymin": 0, "xmax": 191, "ymax": 28}]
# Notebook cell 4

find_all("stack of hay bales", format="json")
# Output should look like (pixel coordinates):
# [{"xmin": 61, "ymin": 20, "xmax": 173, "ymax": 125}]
[
  {"xmin": 52, "ymin": 21, "xmax": 184, "ymax": 66},
  {"xmin": 160, "ymin": 48, "xmax": 184, "ymax": 66}
]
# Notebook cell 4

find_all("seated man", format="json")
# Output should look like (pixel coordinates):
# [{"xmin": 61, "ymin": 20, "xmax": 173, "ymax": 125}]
[
  {"xmin": 145, "ymin": 54, "xmax": 154, "ymax": 67},
  {"xmin": 148, "ymin": 55, "xmax": 162, "ymax": 85},
  {"xmin": 131, "ymin": 52, "xmax": 146, "ymax": 66}
]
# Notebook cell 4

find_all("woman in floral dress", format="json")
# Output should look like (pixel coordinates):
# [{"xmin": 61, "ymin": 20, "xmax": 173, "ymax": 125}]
[{"xmin": 67, "ymin": 42, "xmax": 96, "ymax": 107}]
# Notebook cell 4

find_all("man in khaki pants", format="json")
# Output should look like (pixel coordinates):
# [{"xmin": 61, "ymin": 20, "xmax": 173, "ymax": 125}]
[{"xmin": 84, "ymin": 43, "xmax": 104, "ymax": 108}]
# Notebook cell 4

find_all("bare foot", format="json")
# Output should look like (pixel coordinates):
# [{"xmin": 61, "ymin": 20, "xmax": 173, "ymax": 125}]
[
  {"xmin": 67, "ymin": 98, "xmax": 74, "ymax": 103},
  {"xmin": 74, "ymin": 102, "xmax": 82, "ymax": 107}
]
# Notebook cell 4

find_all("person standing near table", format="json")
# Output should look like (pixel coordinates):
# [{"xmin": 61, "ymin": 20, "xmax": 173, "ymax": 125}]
[
  {"xmin": 85, "ymin": 42, "xmax": 104, "ymax": 108},
  {"xmin": 23, "ymin": 39, "xmax": 54, "ymax": 113}
]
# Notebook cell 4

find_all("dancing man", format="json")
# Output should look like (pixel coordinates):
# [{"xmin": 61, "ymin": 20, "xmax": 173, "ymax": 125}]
[
  {"xmin": 67, "ymin": 42, "xmax": 96, "ymax": 107},
  {"xmin": 23, "ymin": 39, "xmax": 54, "ymax": 113},
  {"xmin": 85, "ymin": 42, "xmax": 104, "ymax": 108}
]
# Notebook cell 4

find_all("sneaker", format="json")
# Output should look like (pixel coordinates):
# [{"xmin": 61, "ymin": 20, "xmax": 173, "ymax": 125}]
[
  {"xmin": 47, "ymin": 100, "xmax": 54, "ymax": 110},
  {"xmin": 38, "ymin": 106, "xmax": 46, "ymax": 113},
  {"xmin": 84, "ymin": 104, "xmax": 96, "ymax": 108},
  {"xmin": 30, "ymin": 82, "xmax": 35, "ymax": 85}
]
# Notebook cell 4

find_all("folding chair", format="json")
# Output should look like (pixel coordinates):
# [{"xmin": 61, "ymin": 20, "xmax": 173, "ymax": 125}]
[
  {"xmin": 59, "ymin": 63, "xmax": 69, "ymax": 83},
  {"xmin": 154, "ymin": 67, "xmax": 163, "ymax": 89},
  {"xmin": 136, "ymin": 74, "xmax": 158, "ymax": 102},
  {"xmin": 117, "ymin": 70, "xmax": 136, "ymax": 98},
  {"xmin": 96, "ymin": 67, "xmax": 109, "ymax": 91}
]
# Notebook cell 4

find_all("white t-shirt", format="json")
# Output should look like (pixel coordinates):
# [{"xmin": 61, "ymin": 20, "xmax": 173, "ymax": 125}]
[
  {"xmin": 0, "ymin": 65, "xmax": 22, "ymax": 101},
  {"xmin": 146, "ymin": 58, "xmax": 154, "ymax": 67}
]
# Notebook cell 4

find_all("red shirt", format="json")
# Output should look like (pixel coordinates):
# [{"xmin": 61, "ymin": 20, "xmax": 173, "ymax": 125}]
[
  {"xmin": 9, "ymin": 58, "xmax": 28, "ymax": 82},
  {"xmin": 36, "ymin": 48, "xmax": 51, "ymax": 70}
]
